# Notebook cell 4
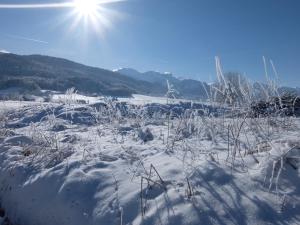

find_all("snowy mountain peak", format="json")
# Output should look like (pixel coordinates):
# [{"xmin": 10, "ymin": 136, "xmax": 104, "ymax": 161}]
[
  {"xmin": 114, "ymin": 68, "xmax": 173, "ymax": 77},
  {"xmin": 114, "ymin": 68, "xmax": 174, "ymax": 84},
  {"xmin": 0, "ymin": 49, "xmax": 10, "ymax": 54}
]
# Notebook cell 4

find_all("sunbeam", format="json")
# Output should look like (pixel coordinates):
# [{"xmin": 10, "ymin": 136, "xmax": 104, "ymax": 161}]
[
  {"xmin": 0, "ymin": 3, "xmax": 73, "ymax": 9},
  {"xmin": 0, "ymin": 0, "xmax": 125, "ymax": 9}
]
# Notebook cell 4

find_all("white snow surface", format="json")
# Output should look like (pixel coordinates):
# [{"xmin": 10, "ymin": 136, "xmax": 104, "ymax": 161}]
[
  {"xmin": 0, "ymin": 99, "xmax": 300, "ymax": 225},
  {"xmin": 119, "ymin": 94, "xmax": 196, "ymax": 105},
  {"xmin": 50, "ymin": 92, "xmax": 205, "ymax": 105}
]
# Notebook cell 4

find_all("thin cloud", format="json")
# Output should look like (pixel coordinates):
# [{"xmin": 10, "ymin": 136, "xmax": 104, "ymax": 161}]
[{"xmin": 5, "ymin": 34, "xmax": 49, "ymax": 44}]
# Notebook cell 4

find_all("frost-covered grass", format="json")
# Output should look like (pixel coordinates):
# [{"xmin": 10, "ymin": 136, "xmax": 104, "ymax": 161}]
[
  {"xmin": 0, "ymin": 94, "xmax": 299, "ymax": 225},
  {"xmin": 0, "ymin": 59, "xmax": 299, "ymax": 225}
]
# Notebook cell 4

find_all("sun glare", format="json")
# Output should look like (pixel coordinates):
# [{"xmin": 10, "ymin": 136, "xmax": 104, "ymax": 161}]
[
  {"xmin": 64, "ymin": 0, "xmax": 123, "ymax": 38},
  {"xmin": 74, "ymin": 0, "xmax": 98, "ymax": 16}
]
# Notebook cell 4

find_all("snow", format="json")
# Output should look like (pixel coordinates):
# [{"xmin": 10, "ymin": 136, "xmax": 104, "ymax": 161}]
[
  {"xmin": 0, "ymin": 50, "xmax": 10, "ymax": 54},
  {"xmin": 120, "ymin": 94, "xmax": 205, "ymax": 105},
  {"xmin": 50, "ymin": 92, "xmax": 207, "ymax": 105},
  {"xmin": 0, "ymin": 99, "xmax": 300, "ymax": 225},
  {"xmin": 51, "ymin": 93, "xmax": 103, "ymax": 104}
]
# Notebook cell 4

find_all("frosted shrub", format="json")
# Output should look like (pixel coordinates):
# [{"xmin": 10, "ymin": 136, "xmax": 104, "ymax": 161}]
[
  {"xmin": 138, "ymin": 128, "xmax": 154, "ymax": 143},
  {"xmin": 166, "ymin": 80, "xmax": 178, "ymax": 104},
  {"xmin": 64, "ymin": 87, "xmax": 78, "ymax": 105},
  {"xmin": 0, "ymin": 109, "xmax": 6, "ymax": 137}
]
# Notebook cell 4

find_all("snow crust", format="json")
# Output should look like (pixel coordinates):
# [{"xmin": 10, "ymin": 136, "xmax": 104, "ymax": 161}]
[{"xmin": 0, "ymin": 99, "xmax": 300, "ymax": 225}]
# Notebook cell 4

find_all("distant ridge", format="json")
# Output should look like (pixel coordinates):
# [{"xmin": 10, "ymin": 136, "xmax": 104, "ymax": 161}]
[
  {"xmin": 115, "ymin": 68, "xmax": 209, "ymax": 99},
  {"xmin": 0, "ymin": 53, "xmax": 163, "ymax": 97},
  {"xmin": 0, "ymin": 53, "xmax": 298, "ymax": 100},
  {"xmin": 0, "ymin": 54, "xmax": 210, "ymax": 99}
]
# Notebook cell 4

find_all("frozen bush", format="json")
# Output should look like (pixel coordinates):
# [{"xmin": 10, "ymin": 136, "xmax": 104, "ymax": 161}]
[
  {"xmin": 138, "ymin": 128, "xmax": 154, "ymax": 142},
  {"xmin": 51, "ymin": 123, "xmax": 67, "ymax": 132}
]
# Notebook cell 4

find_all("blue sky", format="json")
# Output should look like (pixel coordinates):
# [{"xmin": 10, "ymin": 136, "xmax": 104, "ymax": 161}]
[{"xmin": 0, "ymin": 0, "xmax": 300, "ymax": 86}]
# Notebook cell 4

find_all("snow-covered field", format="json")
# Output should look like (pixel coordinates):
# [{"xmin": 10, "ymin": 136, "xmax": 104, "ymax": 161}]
[
  {"xmin": 0, "ymin": 97, "xmax": 299, "ymax": 225},
  {"xmin": 51, "ymin": 93, "xmax": 205, "ymax": 105},
  {"xmin": 119, "ymin": 94, "xmax": 205, "ymax": 105}
]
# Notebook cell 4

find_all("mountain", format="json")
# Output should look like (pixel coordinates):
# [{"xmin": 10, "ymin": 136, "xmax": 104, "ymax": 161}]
[
  {"xmin": 0, "ymin": 50, "xmax": 10, "ymax": 54},
  {"xmin": 115, "ymin": 68, "xmax": 209, "ymax": 99},
  {"xmin": 0, "ymin": 54, "xmax": 165, "ymax": 98},
  {"xmin": 114, "ymin": 68, "xmax": 174, "ymax": 84},
  {"xmin": 279, "ymin": 86, "xmax": 300, "ymax": 96},
  {"xmin": 1, "ymin": 53, "xmax": 299, "ymax": 101},
  {"xmin": 0, "ymin": 54, "xmax": 209, "ymax": 100}
]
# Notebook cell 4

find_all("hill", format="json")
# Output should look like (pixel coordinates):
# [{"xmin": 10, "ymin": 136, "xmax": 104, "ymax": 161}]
[
  {"xmin": 115, "ymin": 68, "xmax": 209, "ymax": 99},
  {"xmin": 0, "ymin": 53, "xmax": 163, "ymax": 98},
  {"xmin": 0, "ymin": 53, "xmax": 210, "ymax": 100}
]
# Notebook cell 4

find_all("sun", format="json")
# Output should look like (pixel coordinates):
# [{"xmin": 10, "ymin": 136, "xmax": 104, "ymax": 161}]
[
  {"xmin": 73, "ymin": 0, "xmax": 98, "ymax": 16},
  {"xmin": 66, "ymin": 0, "xmax": 123, "ymax": 38}
]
